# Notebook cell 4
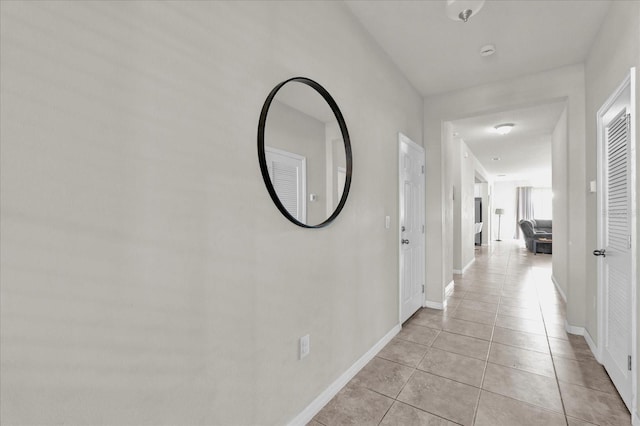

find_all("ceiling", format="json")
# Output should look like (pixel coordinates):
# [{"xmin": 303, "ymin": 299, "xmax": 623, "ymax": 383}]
[
  {"xmin": 451, "ymin": 101, "xmax": 567, "ymax": 187},
  {"xmin": 345, "ymin": 0, "xmax": 611, "ymax": 96},
  {"xmin": 345, "ymin": 0, "xmax": 611, "ymax": 185}
]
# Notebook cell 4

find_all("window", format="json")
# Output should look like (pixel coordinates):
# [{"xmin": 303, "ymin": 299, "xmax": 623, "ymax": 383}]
[{"xmin": 532, "ymin": 188, "xmax": 552, "ymax": 219}]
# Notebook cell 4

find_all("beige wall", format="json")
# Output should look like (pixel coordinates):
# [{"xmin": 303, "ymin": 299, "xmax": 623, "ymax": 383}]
[
  {"xmin": 425, "ymin": 65, "xmax": 586, "ymax": 316},
  {"xmin": 0, "ymin": 2, "xmax": 423, "ymax": 424},
  {"xmin": 583, "ymin": 0, "xmax": 640, "ymax": 419}
]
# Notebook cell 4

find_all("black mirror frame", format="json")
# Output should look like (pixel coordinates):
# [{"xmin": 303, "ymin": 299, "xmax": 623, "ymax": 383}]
[{"xmin": 257, "ymin": 77, "xmax": 352, "ymax": 229}]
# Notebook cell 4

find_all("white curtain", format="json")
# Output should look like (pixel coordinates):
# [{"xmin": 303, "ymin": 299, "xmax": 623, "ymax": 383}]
[{"xmin": 514, "ymin": 186, "xmax": 534, "ymax": 239}]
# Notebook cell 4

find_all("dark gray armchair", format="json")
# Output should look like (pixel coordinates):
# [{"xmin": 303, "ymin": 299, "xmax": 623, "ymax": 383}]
[{"xmin": 519, "ymin": 219, "xmax": 552, "ymax": 253}]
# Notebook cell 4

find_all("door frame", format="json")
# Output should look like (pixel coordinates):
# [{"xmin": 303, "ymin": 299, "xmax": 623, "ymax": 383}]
[
  {"xmin": 595, "ymin": 67, "xmax": 637, "ymax": 414},
  {"xmin": 398, "ymin": 132, "xmax": 426, "ymax": 324}
]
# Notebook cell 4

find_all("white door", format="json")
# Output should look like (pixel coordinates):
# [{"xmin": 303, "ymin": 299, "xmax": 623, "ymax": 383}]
[
  {"xmin": 596, "ymin": 70, "xmax": 636, "ymax": 411},
  {"xmin": 399, "ymin": 133, "xmax": 425, "ymax": 323},
  {"xmin": 265, "ymin": 147, "xmax": 306, "ymax": 223}
]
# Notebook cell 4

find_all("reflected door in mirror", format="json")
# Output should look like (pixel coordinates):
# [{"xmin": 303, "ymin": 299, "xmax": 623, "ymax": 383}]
[{"xmin": 264, "ymin": 147, "xmax": 306, "ymax": 223}]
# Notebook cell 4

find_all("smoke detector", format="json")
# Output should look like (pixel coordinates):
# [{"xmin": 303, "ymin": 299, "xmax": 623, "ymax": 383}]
[{"xmin": 480, "ymin": 44, "xmax": 496, "ymax": 57}]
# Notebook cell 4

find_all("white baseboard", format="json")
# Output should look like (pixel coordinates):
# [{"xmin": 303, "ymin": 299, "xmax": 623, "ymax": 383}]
[
  {"xmin": 425, "ymin": 300, "xmax": 445, "ymax": 310},
  {"xmin": 564, "ymin": 321, "xmax": 602, "ymax": 363},
  {"xmin": 564, "ymin": 320, "xmax": 585, "ymax": 336},
  {"xmin": 452, "ymin": 258, "xmax": 475, "ymax": 275},
  {"xmin": 583, "ymin": 329, "xmax": 601, "ymax": 363},
  {"xmin": 551, "ymin": 275, "xmax": 567, "ymax": 303},
  {"xmin": 287, "ymin": 324, "xmax": 401, "ymax": 426},
  {"xmin": 445, "ymin": 280, "xmax": 454, "ymax": 295}
]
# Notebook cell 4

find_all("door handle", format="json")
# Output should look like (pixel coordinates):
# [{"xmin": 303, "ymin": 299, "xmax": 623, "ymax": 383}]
[
  {"xmin": 593, "ymin": 249, "xmax": 606, "ymax": 257},
  {"xmin": 402, "ymin": 239, "xmax": 410, "ymax": 245}
]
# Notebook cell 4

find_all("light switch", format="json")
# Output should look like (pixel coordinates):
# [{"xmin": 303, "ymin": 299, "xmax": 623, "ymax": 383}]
[
  {"xmin": 385, "ymin": 216, "xmax": 391, "ymax": 229},
  {"xmin": 589, "ymin": 181, "xmax": 596, "ymax": 193}
]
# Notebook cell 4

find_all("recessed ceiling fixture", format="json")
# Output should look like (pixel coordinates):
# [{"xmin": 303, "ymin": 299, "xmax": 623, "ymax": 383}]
[
  {"xmin": 446, "ymin": 0, "xmax": 485, "ymax": 23},
  {"xmin": 480, "ymin": 44, "xmax": 496, "ymax": 57},
  {"xmin": 493, "ymin": 123, "xmax": 514, "ymax": 135}
]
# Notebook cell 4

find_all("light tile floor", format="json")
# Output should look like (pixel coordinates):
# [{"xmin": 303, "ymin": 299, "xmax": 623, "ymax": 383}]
[{"xmin": 311, "ymin": 242, "xmax": 631, "ymax": 426}]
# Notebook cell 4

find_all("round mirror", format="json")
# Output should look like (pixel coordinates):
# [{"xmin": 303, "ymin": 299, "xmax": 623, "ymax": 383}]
[{"xmin": 258, "ymin": 77, "xmax": 352, "ymax": 228}]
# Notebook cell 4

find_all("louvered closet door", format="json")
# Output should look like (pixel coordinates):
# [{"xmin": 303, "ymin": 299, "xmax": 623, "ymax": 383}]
[
  {"xmin": 602, "ymin": 110, "xmax": 632, "ymax": 405},
  {"xmin": 265, "ymin": 147, "xmax": 306, "ymax": 223}
]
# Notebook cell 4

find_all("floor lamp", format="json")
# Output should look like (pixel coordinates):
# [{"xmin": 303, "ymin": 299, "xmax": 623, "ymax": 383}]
[{"xmin": 495, "ymin": 208, "xmax": 504, "ymax": 241}]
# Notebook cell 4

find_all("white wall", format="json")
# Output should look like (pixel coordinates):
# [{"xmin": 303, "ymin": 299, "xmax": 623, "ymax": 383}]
[
  {"xmin": 431, "ymin": 121, "xmax": 454, "ymax": 299},
  {"xmin": 424, "ymin": 64, "xmax": 586, "ymax": 321},
  {"xmin": 452, "ymin": 136, "xmax": 462, "ymax": 271},
  {"xmin": 0, "ymin": 2, "xmax": 424, "ymax": 425},
  {"xmin": 453, "ymin": 141, "xmax": 486, "ymax": 273},
  {"xmin": 450, "ymin": 137, "xmax": 474, "ymax": 273},
  {"xmin": 552, "ymin": 108, "xmax": 569, "ymax": 299},
  {"xmin": 460, "ymin": 142, "xmax": 476, "ymax": 271},
  {"xmin": 583, "ymin": 0, "xmax": 640, "ymax": 419}
]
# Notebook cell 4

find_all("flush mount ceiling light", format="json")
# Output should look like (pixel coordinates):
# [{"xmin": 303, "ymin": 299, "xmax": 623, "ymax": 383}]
[
  {"xmin": 446, "ymin": 0, "xmax": 486, "ymax": 23},
  {"xmin": 492, "ymin": 156, "xmax": 501, "ymax": 161},
  {"xmin": 493, "ymin": 123, "xmax": 515, "ymax": 135}
]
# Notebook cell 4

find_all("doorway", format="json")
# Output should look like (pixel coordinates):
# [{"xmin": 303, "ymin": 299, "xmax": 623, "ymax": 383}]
[
  {"xmin": 474, "ymin": 197, "xmax": 482, "ymax": 246},
  {"xmin": 398, "ymin": 133, "xmax": 426, "ymax": 323},
  {"xmin": 595, "ymin": 68, "xmax": 637, "ymax": 412}
]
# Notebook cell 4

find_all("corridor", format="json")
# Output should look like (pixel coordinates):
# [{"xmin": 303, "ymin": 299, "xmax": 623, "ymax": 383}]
[{"xmin": 311, "ymin": 242, "xmax": 630, "ymax": 426}]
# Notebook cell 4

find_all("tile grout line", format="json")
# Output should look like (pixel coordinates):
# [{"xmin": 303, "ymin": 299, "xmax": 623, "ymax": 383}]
[
  {"xmin": 533, "ymin": 257, "xmax": 570, "ymax": 426},
  {"xmin": 470, "ymin": 244, "xmax": 507, "ymax": 425},
  {"xmin": 479, "ymin": 388, "xmax": 568, "ymax": 416},
  {"xmin": 396, "ymin": 324, "xmax": 492, "ymax": 344}
]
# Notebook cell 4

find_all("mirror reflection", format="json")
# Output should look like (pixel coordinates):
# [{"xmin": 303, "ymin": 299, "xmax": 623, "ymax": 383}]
[{"xmin": 262, "ymin": 81, "xmax": 348, "ymax": 226}]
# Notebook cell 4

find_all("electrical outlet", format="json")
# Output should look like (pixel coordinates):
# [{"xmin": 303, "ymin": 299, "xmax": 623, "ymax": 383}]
[{"xmin": 299, "ymin": 334, "xmax": 310, "ymax": 359}]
